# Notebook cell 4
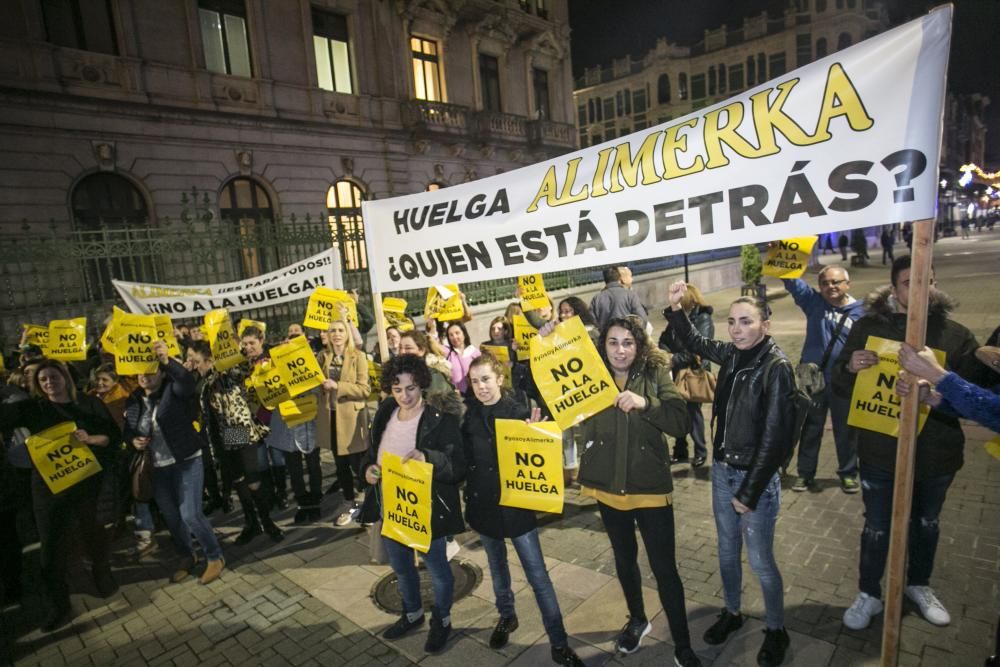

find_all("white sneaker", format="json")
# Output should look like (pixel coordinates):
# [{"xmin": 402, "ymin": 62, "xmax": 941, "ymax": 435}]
[
  {"xmin": 905, "ymin": 585, "xmax": 951, "ymax": 626},
  {"xmin": 843, "ymin": 592, "xmax": 884, "ymax": 630}
]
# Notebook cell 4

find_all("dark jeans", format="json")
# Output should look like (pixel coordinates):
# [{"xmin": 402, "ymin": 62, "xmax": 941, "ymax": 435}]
[
  {"xmin": 384, "ymin": 535, "xmax": 454, "ymax": 619},
  {"xmin": 32, "ymin": 473, "xmax": 108, "ymax": 612},
  {"xmin": 335, "ymin": 452, "xmax": 364, "ymax": 503},
  {"xmin": 286, "ymin": 448, "xmax": 323, "ymax": 506},
  {"xmin": 796, "ymin": 385, "xmax": 856, "ymax": 480},
  {"xmin": 480, "ymin": 529, "xmax": 568, "ymax": 646},
  {"xmin": 858, "ymin": 464, "xmax": 954, "ymax": 598},
  {"xmin": 152, "ymin": 455, "xmax": 223, "ymax": 561},
  {"xmin": 597, "ymin": 502, "xmax": 692, "ymax": 650},
  {"xmin": 674, "ymin": 402, "xmax": 707, "ymax": 460}
]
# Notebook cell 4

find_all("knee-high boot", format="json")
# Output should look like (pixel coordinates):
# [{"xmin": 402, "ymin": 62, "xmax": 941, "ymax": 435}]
[
  {"xmin": 272, "ymin": 466, "xmax": 289, "ymax": 510},
  {"xmin": 251, "ymin": 485, "xmax": 283, "ymax": 542},
  {"xmin": 234, "ymin": 482, "xmax": 261, "ymax": 546}
]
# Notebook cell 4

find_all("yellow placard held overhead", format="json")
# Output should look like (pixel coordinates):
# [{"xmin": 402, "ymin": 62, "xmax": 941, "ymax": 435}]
[
  {"xmin": 112, "ymin": 312, "xmax": 160, "ymax": 375},
  {"xmin": 27, "ymin": 421, "xmax": 103, "ymax": 494},
  {"xmin": 99, "ymin": 309, "xmax": 122, "ymax": 355},
  {"xmin": 277, "ymin": 394, "xmax": 319, "ymax": 427},
  {"xmin": 270, "ymin": 335, "xmax": 324, "ymax": 397},
  {"xmin": 203, "ymin": 309, "xmax": 243, "ymax": 372},
  {"xmin": 530, "ymin": 316, "xmax": 617, "ymax": 431},
  {"xmin": 511, "ymin": 314, "xmax": 538, "ymax": 361},
  {"xmin": 423, "ymin": 285, "xmax": 464, "ymax": 322},
  {"xmin": 496, "ymin": 419, "xmax": 564, "ymax": 513},
  {"xmin": 518, "ymin": 274, "xmax": 550, "ymax": 312},
  {"xmin": 380, "ymin": 453, "xmax": 434, "ymax": 553},
  {"xmin": 237, "ymin": 318, "xmax": 267, "ymax": 337},
  {"xmin": 847, "ymin": 336, "xmax": 946, "ymax": 437},
  {"xmin": 480, "ymin": 344, "xmax": 511, "ymax": 365},
  {"xmin": 152, "ymin": 315, "xmax": 182, "ymax": 359},
  {"xmin": 22, "ymin": 323, "xmax": 49, "ymax": 351},
  {"xmin": 251, "ymin": 360, "xmax": 292, "ymax": 409},
  {"xmin": 46, "ymin": 318, "xmax": 87, "ymax": 362},
  {"xmin": 303, "ymin": 287, "xmax": 359, "ymax": 330},
  {"xmin": 761, "ymin": 237, "xmax": 819, "ymax": 279},
  {"xmin": 382, "ymin": 297, "xmax": 414, "ymax": 332}
]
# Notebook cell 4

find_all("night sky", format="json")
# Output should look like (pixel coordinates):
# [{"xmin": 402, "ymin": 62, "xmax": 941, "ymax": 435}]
[{"xmin": 569, "ymin": 0, "xmax": 999, "ymax": 163}]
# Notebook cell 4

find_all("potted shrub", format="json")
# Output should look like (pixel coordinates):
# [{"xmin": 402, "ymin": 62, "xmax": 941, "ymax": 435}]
[{"xmin": 740, "ymin": 244, "xmax": 765, "ymax": 299}]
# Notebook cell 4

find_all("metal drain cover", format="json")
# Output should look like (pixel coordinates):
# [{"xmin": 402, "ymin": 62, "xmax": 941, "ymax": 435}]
[{"xmin": 371, "ymin": 559, "xmax": 482, "ymax": 614}]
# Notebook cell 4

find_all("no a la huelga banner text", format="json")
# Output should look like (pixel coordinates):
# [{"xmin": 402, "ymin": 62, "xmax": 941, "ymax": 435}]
[
  {"xmin": 361, "ymin": 9, "xmax": 951, "ymax": 292},
  {"xmin": 113, "ymin": 248, "xmax": 342, "ymax": 319}
]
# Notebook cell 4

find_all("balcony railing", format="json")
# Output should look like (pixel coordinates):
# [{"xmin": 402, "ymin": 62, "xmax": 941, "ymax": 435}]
[
  {"xmin": 401, "ymin": 100, "xmax": 576, "ymax": 150},
  {"xmin": 527, "ymin": 119, "xmax": 576, "ymax": 149},
  {"xmin": 476, "ymin": 110, "xmax": 527, "ymax": 141},
  {"xmin": 400, "ymin": 100, "xmax": 470, "ymax": 134}
]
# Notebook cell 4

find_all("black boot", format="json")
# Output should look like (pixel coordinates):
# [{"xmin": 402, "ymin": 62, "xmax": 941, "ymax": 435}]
[
  {"xmin": 272, "ymin": 466, "xmax": 289, "ymax": 510},
  {"xmin": 234, "ymin": 484, "xmax": 262, "ymax": 546},
  {"xmin": 252, "ymin": 486, "xmax": 284, "ymax": 542}
]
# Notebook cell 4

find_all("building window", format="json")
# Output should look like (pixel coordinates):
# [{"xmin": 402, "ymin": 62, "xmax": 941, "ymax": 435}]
[
  {"xmin": 72, "ymin": 173, "xmax": 147, "ymax": 229},
  {"xmin": 594, "ymin": 97, "xmax": 603, "ymax": 121},
  {"xmin": 42, "ymin": 0, "xmax": 118, "ymax": 55},
  {"xmin": 708, "ymin": 68, "xmax": 717, "ymax": 96},
  {"xmin": 836, "ymin": 0, "xmax": 844, "ymax": 8},
  {"xmin": 678, "ymin": 73, "xmax": 687, "ymax": 100},
  {"xmin": 312, "ymin": 9, "xmax": 352, "ymax": 94},
  {"xmin": 816, "ymin": 0, "xmax": 826, "ymax": 11},
  {"xmin": 657, "ymin": 74, "xmax": 671, "ymax": 104},
  {"xmin": 729, "ymin": 63, "xmax": 744, "ymax": 91},
  {"xmin": 690, "ymin": 73, "xmax": 706, "ymax": 100},
  {"xmin": 633, "ymin": 89, "xmax": 647, "ymax": 114},
  {"xmin": 796, "ymin": 33, "xmax": 811, "ymax": 67},
  {"xmin": 591, "ymin": 132, "xmax": 602, "ymax": 144},
  {"xmin": 615, "ymin": 91, "xmax": 624, "ymax": 117},
  {"xmin": 718, "ymin": 64, "xmax": 727, "ymax": 94},
  {"xmin": 219, "ymin": 177, "xmax": 276, "ymax": 278},
  {"xmin": 577, "ymin": 104, "xmax": 586, "ymax": 126},
  {"xmin": 587, "ymin": 99, "xmax": 595, "ymax": 124},
  {"xmin": 534, "ymin": 0, "xmax": 547, "ymax": 20},
  {"xmin": 327, "ymin": 181, "xmax": 367, "ymax": 272},
  {"xmin": 816, "ymin": 37, "xmax": 828, "ymax": 57},
  {"xmin": 199, "ymin": 0, "xmax": 252, "ymax": 77},
  {"xmin": 624, "ymin": 90, "xmax": 631, "ymax": 114},
  {"xmin": 838, "ymin": 32, "xmax": 852, "ymax": 50},
  {"xmin": 847, "ymin": 0, "xmax": 856, "ymax": 7},
  {"xmin": 411, "ymin": 36, "xmax": 443, "ymax": 101},
  {"xmin": 479, "ymin": 53, "xmax": 501, "ymax": 111},
  {"xmin": 579, "ymin": 132, "xmax": 589, "ymax": 148},
  {"xmin": 757, "ymin": 53, "xmax": 766, "ymax": 81},
  {"xmin": 746, "ymin": 56, "xmax": 755, "ymax": 86},
  {"xmin": 532, "ymin": 68, "xmax": 550, "ymax": 120},
  {"xmin": 603, "ymin": 97, "xmax": 614, "ymax": 120},
  {"xmin": 768, "ymin": 52, "xmax": 786, "ymax": 78}
]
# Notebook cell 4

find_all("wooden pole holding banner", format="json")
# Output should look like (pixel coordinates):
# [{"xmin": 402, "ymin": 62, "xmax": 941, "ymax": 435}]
[
  {"xmin": 372, "ymin": 293, "xmax": 390, "ymax": 371},
  {"xmin": 880, "ymin": 217, "xmax": 935, "ymax": 666}
]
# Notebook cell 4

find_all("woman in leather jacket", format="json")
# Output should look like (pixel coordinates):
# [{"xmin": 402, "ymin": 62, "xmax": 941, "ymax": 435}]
[{"xmin": 665, "ymin": 281, "xmax": 795, "ymax": 667}]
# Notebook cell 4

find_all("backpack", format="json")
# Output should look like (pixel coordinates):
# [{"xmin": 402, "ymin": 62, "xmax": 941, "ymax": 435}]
[{"xmin": 763, "ymin": 356, "xmax": 812, "ymax": 456}]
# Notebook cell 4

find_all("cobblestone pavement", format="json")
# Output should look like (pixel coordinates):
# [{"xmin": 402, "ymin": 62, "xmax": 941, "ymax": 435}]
[{"xmin": 3, "ymin": 232, "xmax": 998, "ymax": 666}]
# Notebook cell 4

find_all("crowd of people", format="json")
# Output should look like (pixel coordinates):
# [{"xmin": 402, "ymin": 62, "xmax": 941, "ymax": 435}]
[{"xmin": 1, "ymin": 255, "xmax": 997, "ymax": 667}]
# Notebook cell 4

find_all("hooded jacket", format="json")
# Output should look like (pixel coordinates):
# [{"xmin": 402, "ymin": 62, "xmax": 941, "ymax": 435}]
[
  {"xmin": 665, "ymin": 309, "xmax": 797, "ymax": 509},
  {"xmin": 461, "ymin": 394, "xmax": 535, "ymax": 539},
  {"xmin": 831, "ymin": 286, "xmax": 982, "ymax": 479},
  {"xmin": 782, "ymin": 278, "xmax": 866, "ymax": 382},
  {"xmin": 358, "ymin": 390, "xmax": 466, "ymax": 538},
  {"xmin": 577, "ymin": 348, "xmax": 688, "ymax": 496}
]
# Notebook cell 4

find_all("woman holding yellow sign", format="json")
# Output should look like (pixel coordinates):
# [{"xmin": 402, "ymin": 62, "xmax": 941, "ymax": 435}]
[
  {"xmin": 665, "ymin": 282, "xmax": 794, "ymax": 667},
  {"xmin": 571, "ymin": 315, "xmax": 700, "ymax": 667},
  {"xmin": 0, "ymin": 359, "xmax": 120, "ymax": 632},
  {"xmin": 461, "ymin": 354, "xmax": 584, "ymax": 666},
  {"xmin": 357, "ymin": 354, "xmax": 465, "ymax": 655}
]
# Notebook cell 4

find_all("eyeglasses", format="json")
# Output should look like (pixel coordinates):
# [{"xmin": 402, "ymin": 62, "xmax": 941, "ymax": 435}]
[{"xmin": 820, "ymin": 279, "xmax": 847, "ymax": 287}]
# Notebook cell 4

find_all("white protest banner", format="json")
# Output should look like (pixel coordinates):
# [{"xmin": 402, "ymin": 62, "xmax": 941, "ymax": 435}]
[
  {"xmin": 362, "ymin": 9, "xmax": 950, "ymax": 293},
  {"xmin": 113, "ymin": 248, "xmax": 342, "ymax": 319}
]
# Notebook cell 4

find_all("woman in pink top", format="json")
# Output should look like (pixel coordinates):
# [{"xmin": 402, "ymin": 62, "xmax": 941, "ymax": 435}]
[{"xmin": 443, "ymin": 321, "xmax": 480, "ymax": 394}]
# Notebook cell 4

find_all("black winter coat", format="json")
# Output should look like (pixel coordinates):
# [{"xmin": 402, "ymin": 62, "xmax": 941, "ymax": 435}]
[
  {"xmin": 461, "ymin": 395, "xmax": 536, "ymax": 539},
  {"xmin": 123, "ymin": 359, "xmax": 204, "ymax": 462},
  {"xmin": 359, "ymin": 393, "xmax": 466, "ymax": 539},
  {"xmin": 665, "ymin": 309, "xmax": 796, "ymax": 509},
  {"xmin": 660, "ymin": 304, "xmax": 715, "ymax": 373}
]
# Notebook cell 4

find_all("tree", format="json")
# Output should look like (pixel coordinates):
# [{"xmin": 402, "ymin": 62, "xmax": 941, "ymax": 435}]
[{"xmin": 740, "ymin": 244, "xmax": 763, "ymax": 286}]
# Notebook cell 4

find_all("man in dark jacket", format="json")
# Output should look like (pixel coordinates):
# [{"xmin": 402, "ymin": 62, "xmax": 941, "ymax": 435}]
[
  {"xmin": 590, "ymin": 266, "xmax": 647, "ymax": 331},
  {"xmin": 833, "ymin": 255, "xmax": 982, "ymax": 632},
  {"xmin": 783, "ymin": 266, "xmax": 865, "ymax": 493}
]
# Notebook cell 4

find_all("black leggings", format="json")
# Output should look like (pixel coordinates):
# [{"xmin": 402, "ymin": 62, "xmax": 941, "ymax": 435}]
[
  {"xmin": 286, "ymin": 448, "xmax": 323, "ymax": 506},
  {"xmin": 597, "ymin": 502, "xmax": 692, "ymax": 650},
  {"xmin": 334, "ymin": 452, "xmax": 364, "ymax": 503}
]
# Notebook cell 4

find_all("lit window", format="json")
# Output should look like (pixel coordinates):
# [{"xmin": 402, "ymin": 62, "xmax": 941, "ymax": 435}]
[
  {"xmin": 199, "ymin": 0, "xmax": 252, "ymax": 77},
  {"xmin": 678, "ymin": 73, "xmax": 687, "ymax": 100},
  {"xmin": 312, "ymin": 9, "xmax": 353, "ymax": 94},
  {"xmin": 219, "ymin": 177, "xmax": 276, "ymax": 277},
  {"xmin": 411, "ymin": 36, "xmax": 443, "ymax": 101},
  {"xmin": 327, "ymin": 181, "xmax": 367, "ymax": 271},
  {"xmin": 42, "ymin": 0, "xmax": 117, "ymax": 54}
]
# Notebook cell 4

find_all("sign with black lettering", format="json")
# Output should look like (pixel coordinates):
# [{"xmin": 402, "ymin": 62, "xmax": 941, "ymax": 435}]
[
  {"xmin": 380, "ymin": 453, "xmax": 433, "ymax": 553},
  {"xmin": 496, "ymin": 419, "xmax": 564, "ymax": 513}
]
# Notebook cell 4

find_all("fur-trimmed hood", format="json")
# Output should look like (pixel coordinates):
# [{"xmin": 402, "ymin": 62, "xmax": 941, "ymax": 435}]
[
  {"xmin": 864, "ymin": 285, "xmax": 958, "ymax": 322},
  {"xmin": 425, "ymin": 386, "xmax": 465, "ymax": 419},
  {"xmin": 638, "ymin": 346, "xmax": 671, "ymax": 372}
]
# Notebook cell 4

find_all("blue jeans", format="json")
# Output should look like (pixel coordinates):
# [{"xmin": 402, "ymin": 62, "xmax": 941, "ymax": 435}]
[
  {"xmin": 383, "ymin": 535, "xmax": 453, "ymax": 620},
  {"xmin": 797, "ymin": 385, "xmax": 857, "ymax": 479},
  {"xmin": 711, "ymin": 461, "xmax": 784, "ymax": 629},
  {"xmin": 134, "ymin": 501, "xmax": 154, "ymax": 534},
  {"xmin": 152, "ymin": 455, "xmax": 223, "ymax": 562},
  {"xmin": 858, "ymin": 464, "xmax": 954, "ymax": 598},
  {"xmin": 480, "ymin": 529, "xmax": 568, "ymax": 646}
]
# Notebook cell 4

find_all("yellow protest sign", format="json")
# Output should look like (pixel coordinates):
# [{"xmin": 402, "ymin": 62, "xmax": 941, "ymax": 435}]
[
  {"xmin": 848, "ymin": 336, "xmax": 946, "ymax": 437},
  {"xmin": 237, "ymin": 319, "xmax": 267, "ymax": 337},
  {"xmin": 511, "ymin": 314, "xmax": 538, "ymax": 361},
  {"xmin": 382, "ymin": 297, "xmax": 414, "ymax": 332},
  {"xmin": 203, "ymin": 309, "xmax": 243, "ymax": 372},
  {"xmin": 46, "ymin": 318, "xmax": 87, "ymax": 361},
  {"xmin": 368, "ymin": 359, "xmax": 383, "ymax": 401},
  {"xmin": 497, "ymin": 419, "xmax": 564, "ymax": 513},
  {"xmin": 22, "ymin": 323, "xmax": 49, "ymax": 351},
  {"xmin": 112, "ymin": 312, "xmax": 160, "ymax": 375},
  {"xmin": 251, "ymin": 359, "xmax": 292, "ymax": 409},
  {"xmin": 380, "ymin": 453, "xmax": 433, "ymax": 553},
  {"xmin": 270, "ymin": 335, "xmax": 324, "ymax": 397},
  {"xmin": 530, "ymin": 316, "xmax": 617, "ymax": 430},
  {"xmin": 480, "ymin": 344, "xmax": 512, "ymax": 384},
  {"xmin": 518, "ymin": 274, "xmax": 550, "ymax": 311},
  {"xmin": 152, "ymin": 315, "xmax": 182, "ymax": 359},
  {"xmin": 986, "ymin": 436, "xmax": 1000, "ymax": 461},
  {"xmin": 277, "ymin": 394, "xmax": 318, "ymax": 427},
  {"xmin": 99, "ymin": 312, "xmax": 119, "ymax": 355},
  {"xmin": 762, "ymin": 236, "xmax": 819, "ymax": 279},
  {"xmin": 423, "ymin": 285, "xmax": 464, "ymax": 322},
  {"xmin": 26, "ymin": 421, "xmax": 102, "ymax": 494},
  {"xmin": 303, "ymin": 287, "xmax": 358, "ymax": 330}
]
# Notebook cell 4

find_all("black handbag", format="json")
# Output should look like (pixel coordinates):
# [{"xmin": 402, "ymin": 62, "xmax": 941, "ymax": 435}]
[{"xmin": 130, "ymin": 449, "xmax": 154, "ymax": 502}]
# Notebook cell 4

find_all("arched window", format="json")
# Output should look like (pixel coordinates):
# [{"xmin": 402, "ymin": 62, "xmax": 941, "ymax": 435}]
[
  {"xmin": 657, "ymin": 74, "xmax": 671, "ymax": 104},
  {"xmin": 708, "ymin": 67, "xmax": 716, "ymax": 96},
  {"xmin": 327, "ymin": 180, "xmax": 367, "ymax": 271},
  {"xmin": 72, "ymin": 173, "xmax": 148, "ymax": 229},
  {"xmin": 219, "ymin": 176, "xmax": 277, "ymax": 277},
  {"xmin": 838, "ymin": 32, "xmax": 852, "ymax": 50},
  {"xmin": 746, "ymin": 56, "xmax": 755, "ymax": 86},
  {"xmin": 816, "ymin": 37, "xmax": 828, "ymax": 58},
  {"xmin": 718, "ymin": 64, "xmax": 726, "ymax": 94},
  {"xmin": 678, "ymin": 73, "xmax": 687, "ymax": 100}
]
